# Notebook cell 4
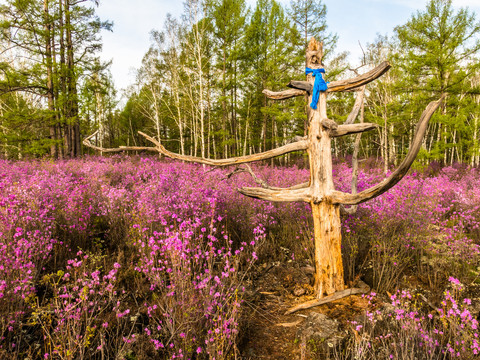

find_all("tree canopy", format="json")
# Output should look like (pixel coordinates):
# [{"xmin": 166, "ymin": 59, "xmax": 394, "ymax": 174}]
[{"xmin": 0, "ymin": 0, "xmax": 479, "ymax": 167}]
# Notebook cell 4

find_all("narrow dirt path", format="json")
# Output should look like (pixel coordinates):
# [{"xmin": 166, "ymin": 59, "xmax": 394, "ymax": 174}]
[{"xmin": 239, "ymin": 263, "xmax": 370, "ymax": 360}]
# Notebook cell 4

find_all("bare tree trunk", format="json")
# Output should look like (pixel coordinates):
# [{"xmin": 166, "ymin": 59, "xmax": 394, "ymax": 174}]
[
  {"xmin": 450, "ymin": 129, "xmax": 456, "ymax": 165},
  {"xmin": 473, "ymin": 115, "xmax": 479, "ymax": 167},
  {"xmin": 64, "ymin": 0, "xmax": 80, "ymax": 157},
  {"xmin": 194, "ymin": 20, "xmax": 206, "ymax": 159},
  {"xmin": 383, "ymin": 114, "xmax": 388, "ymax": 174},
  {"xmin": 243, "ymin": 98, "xmax": 251, "ymax": 157},
  {"xmin": 443, "ymin": 124, "xmax": 447, "ymax": 165},
  {"xmin": 263, "ymin": 96, "xmax": 268, "ymax": 152},
  {"xmin": 307, "ymin": 72, "xmax": 344, "ymax": 296},
  {"xmin": 44, "ymin": 0, "xmax": 57, "ymax": 158},
  {"xmin": 58, "ymin": 0, "xmax": 67, "ymax": 157},
  {"xmin": 389, "ymin": 123, "xmax": 396, "ymax": 166},
  {"xmin": 175, "ymin": 91, "xmax": 185, "ymax": 155},
  {"xmin": 51, "ymin": 19, "xmax": 63, "ymax": 159},
  {"xmin": 311, "ymin": 202, "xmax": 344, "ymax": 297},
  {"xmin": 152, "ymin": 86, "xmax": 162, "ymax": 143}
]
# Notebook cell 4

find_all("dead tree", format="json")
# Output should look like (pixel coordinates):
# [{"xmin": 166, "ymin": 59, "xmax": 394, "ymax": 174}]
[{"xmin": 84, "ymin": 38, "xmax": 443, "ymax": 310}]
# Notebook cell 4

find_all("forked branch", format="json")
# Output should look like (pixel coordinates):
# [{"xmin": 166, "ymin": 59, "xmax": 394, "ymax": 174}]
[
  {"xmin": 286, "ymin": 62, "xmax": 391, "ymax": 94},
  {"xmin": 84, "ymin": 130, "xmax": 308, "ymax": 165},
  {"xmin": 225, "ymin": 164, "xmax": 271, "ymax": 188},
  {"xmin": 263, "ymin": 62, "xmax": 390, "ymax": 100},
  {"xmin": 327, "ymin": 61, "xmax": 391, "ymax": 92},
  {"xmin": 330, "ymin": 95, "xmax": 445, "ymax": 205},
  {"xmin": 226, "ymin": 164, "xmax": 310, "ymax": 192}
]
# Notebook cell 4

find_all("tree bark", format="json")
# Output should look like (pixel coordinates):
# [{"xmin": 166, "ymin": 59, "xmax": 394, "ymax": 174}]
[
  {"xmin": 305, "ymin": 39, "xmax": 345, "ymax": 297},
  {"xmin": 311, "ymin": 202, "xmax": 344, "ymax": 297},
  {"xmin": 64, "ymin": 0, "xmax": 80, "ymax": 157},
  {"xmin": 44, "ymin": 0, "xmax": 57, "ymax": 158}
]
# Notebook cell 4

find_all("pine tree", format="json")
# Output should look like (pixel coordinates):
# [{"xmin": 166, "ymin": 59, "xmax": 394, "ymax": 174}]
[
  {"xmin": 0, "ymin": 0, "xmax": 112, "ymax": 158},
  {"xmin": 205, "ymin": 0, "xmax": 248, "ymax": 157},
  {"xmin": 394, "ymin": 0, "xmax": 480, "ymax": 164},
  {"xmin": 243, "ymin": 0, "xmax": 301, "ymax": 154},
  {"xmin": 288, "ymin": 0, "xmax": 337, "ymax": 53}
]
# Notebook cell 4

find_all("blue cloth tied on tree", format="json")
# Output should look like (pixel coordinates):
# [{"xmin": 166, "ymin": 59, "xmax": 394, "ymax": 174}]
[{"xmin": 305, "ymin": 67, "xmax": 328, "ymax": 110}]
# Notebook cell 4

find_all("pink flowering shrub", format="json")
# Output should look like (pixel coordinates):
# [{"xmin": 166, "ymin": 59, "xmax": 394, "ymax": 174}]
[
  {"xmin": 340, "ymin": 164, "xmax": 480, "ymax": 290},
  {"xmin": 0, "ymin": 156, "xmax": 478, "ymax": 359},
  {"xmin": 345, "ymin": 278, "xmax": 480, "ymax": 359},
  {"xmin": 33, "ymin": 253, "xmax": 122, "ymax": 359}
]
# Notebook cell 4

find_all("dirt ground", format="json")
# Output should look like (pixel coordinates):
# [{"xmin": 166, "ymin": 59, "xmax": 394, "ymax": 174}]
[{"xmin": 239, "ymin": 262, "xmax": 370, "ymax": 360}]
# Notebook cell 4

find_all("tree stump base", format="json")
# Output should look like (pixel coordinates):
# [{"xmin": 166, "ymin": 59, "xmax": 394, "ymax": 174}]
[{"xmin": 285, "ymin": 281, "xmax": 370, "ymax": 315}]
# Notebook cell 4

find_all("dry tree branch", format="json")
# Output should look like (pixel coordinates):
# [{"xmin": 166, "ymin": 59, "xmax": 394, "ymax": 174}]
[
  {"xmin": 238, "ymin": 186, "xmax": 312, "ymax": 203},
  {"xmin": 138, "ymin": 131, "xmax": 308, "ymax": 167},
  {"xmin": 285, "ymin": 281, "xmax": 370, "ymax": 315},
  {"xmin": 225, "ymin": 164, "xmax": 310, "ymax": 193},
  {"xmin": 330, "ymin": 95, "xmax": 445, "ymax": 206},
  {"xmin": 341, "ymin": 85, "xmax": 367, "ymax": 215},
  {"xmin": 82, "ymin": 131, "xmax": 157, "ymax": 152},
  {"xmin": 263, "ymin": 62, "xmax": 391, "ymax": 100},
  {"xmin": 263, "ymin": 88, "xmax": 306, "ymax": 100},
  {"xmin": 330, "ymin": 123, "xmax": 377, "ymax": 137},
  {"xmin": 286, "ymin": 61, "xmax": 392, "ymax": 94},
  {"xmin": 83, "ymin": 130, "xmax": 308, "ymax": 163},
  {"xmin": 344, "ymin": 86, "xmax": 366, "ymax": 125}
]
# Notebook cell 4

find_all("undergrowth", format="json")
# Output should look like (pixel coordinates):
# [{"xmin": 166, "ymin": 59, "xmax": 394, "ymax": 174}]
[{"xmin": 0, "ymin": 156, "xmax": 479, "ymax": 359}]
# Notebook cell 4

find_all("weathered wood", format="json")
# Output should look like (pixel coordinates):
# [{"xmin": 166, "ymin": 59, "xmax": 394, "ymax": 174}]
[
  {"xmin": 330, "ymin": 95, "xmax": 445, "ymax": 205},
  {"xmin": 262, "ymin": 88, "xmax": 306, "ymax": 100},
  {"xmin": 228, "ymin": 164, "xmax": 310, "ymax": 192},
  {"xmin": 311, "ymin": 202, "xmax": 344, "ymax": 298},
  {"xmin": 321, "ymin": 118, "xmax": 338, "ymax": 131},
  {"xmin": 287, "ymin": 80, "xmax": 313, "ymax": 93},
  {"xmin": 341, "ymin": 86, "xmax": 366, "ymax": 215},
  {"xmin": 137, "ymin": 132, "xmax": 308, "ymax": 167},
  {"xmin": 285, "ymin": 282, "xmax": 370, "ymax": 315},
  {"xmin": 327, "ymin": 61, "xmax": 391, "ymax": 92},
  {"xmin": 83, "ymin": 131, "xmax": 157, "ymax": 152},
  {"xmin": 84, "ymin": 130, "xmax": 308, "ymax": 162},
  {"xmin": 344, "ymin": 86, "xmax": 365, "ymax": 125},
  {"xmin": 238, "ymin": 186, "xmax": 311, "ymax": 203},
  {"xmin": 306, "ymin": 38, "xmax": 323, "ymax": 65},
  {"xmin": 259, "ymin": 182, "xmax": 310, "ymax": 191},
  {"xmin": 304, "ymin": 38, "xmax": 346, "ymax": 298},
  {"xmin": 330, "ymin": 123, "xmax": 377, "ymax": 137},
  {"xmin": 275, "ymin": 320, "xmax": 303, "ymax": 327},
  {"xmin": 285, "ymin": 62, "xmax": 390, "ymax": 95}
]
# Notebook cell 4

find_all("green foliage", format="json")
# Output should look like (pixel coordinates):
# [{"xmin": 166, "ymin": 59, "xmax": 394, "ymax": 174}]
[
  {"xmin": 392, "ymin": 0, "xmax": 480, "ymax": 164},
  {"xmin": 0, "ymin": 0, "xmax": 113, "ymax": 159},
  {"xmin": 2, "ymin": 0, "xmax": 480, "ymax": 166},
  {"xmin": 289, "ymin": 0, "xmax": 337, "ymax": 55}
]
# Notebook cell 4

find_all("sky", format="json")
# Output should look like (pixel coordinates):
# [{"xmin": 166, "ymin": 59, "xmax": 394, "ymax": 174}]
[{"xmin": 95, "ymin": 0, "xmax": 480, "ymax": 91}]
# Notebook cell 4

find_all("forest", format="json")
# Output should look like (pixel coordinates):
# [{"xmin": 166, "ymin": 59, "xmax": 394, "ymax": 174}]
[
  {"xmin": 1, "ymin": 0, "xmax": 480, "ymax": 359},
  {"xmin": 0, "ymin": 0, "xmax": 479, "ymax": 167}
]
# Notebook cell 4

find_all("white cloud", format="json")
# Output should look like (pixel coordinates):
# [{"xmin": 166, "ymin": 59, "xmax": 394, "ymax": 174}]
[
  {"xmin": 452, "ymin": 0, "xmax": 480, "ymax": 9},
  {"xmin": 96, "ymin": 0, "xmax": 183, "ymax": 89},
  {"xmin": 95, "ymin": 0, "xmax": 480, "ymax": 90},
  {"xmin": 366, "ymin": 0, "xmax": 428, "ymax": 9},
  {"xmin": 367, "ymin": 0, "xmax": 480, "ymax": 10}
]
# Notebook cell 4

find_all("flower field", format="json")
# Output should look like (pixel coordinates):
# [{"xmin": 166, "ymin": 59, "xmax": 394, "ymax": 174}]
[{"xmin": 0, "ymin": 156, "xmax": 479, "ymax": 359}]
